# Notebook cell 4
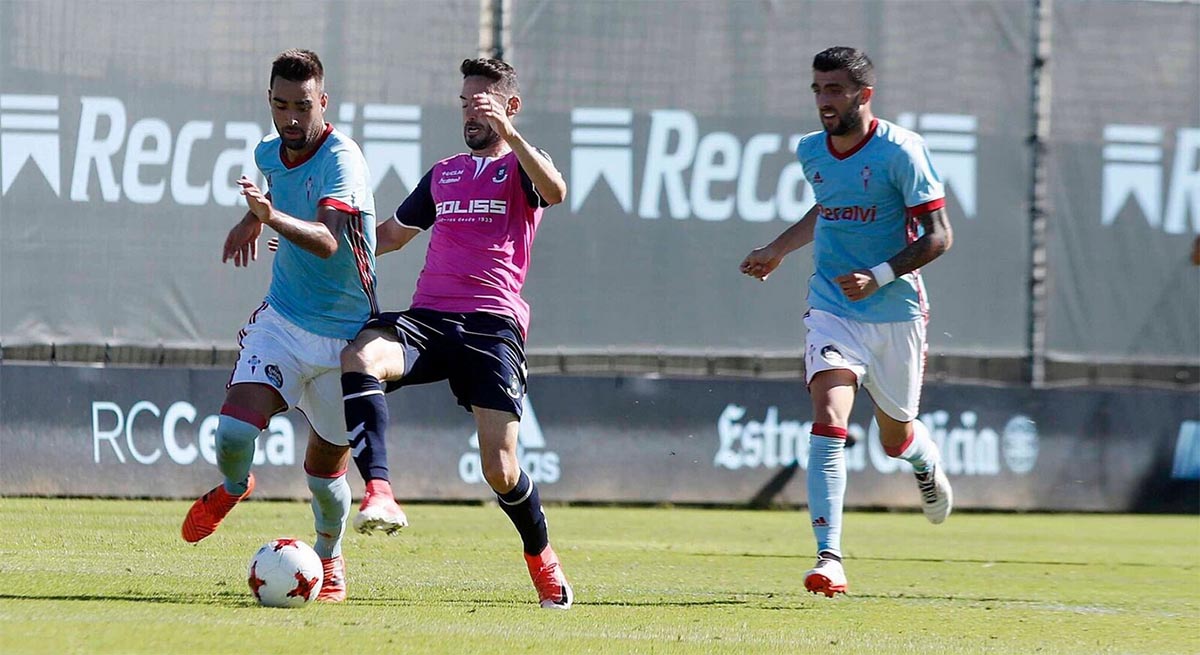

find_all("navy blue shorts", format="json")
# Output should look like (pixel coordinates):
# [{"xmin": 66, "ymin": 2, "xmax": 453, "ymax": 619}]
[{"xmin": 363, "ymin": 308, "xmax": 527, "ymax": 417}]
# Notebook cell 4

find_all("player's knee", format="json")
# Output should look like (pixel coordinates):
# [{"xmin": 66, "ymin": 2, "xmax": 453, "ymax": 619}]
[
  {"xmin": 480, "ymin": 451, "xmax": 520, "ymax": 493},
  {"xmin": 215, "ymin": 414, "xmax": 261, "ymax": 460}
]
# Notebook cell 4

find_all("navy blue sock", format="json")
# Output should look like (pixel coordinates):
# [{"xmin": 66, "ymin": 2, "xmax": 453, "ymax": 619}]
[
  {"xmin": 496, "ymin": 471, "xmax": 549, "ymax": 556},
  {"xmin": 341, "ymin": 372, "xmax": 391, "ymax": 482}
]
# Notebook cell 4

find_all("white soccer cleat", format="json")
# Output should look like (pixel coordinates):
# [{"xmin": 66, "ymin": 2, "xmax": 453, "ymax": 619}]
[
  {"xmin": 353, "ymin": 481, "xmax": 409, "ymax": 535},
  {"xmin": 915, "ymin": 463, "xmax": 953, "ymax": 524},
  {"xmin": 804, "ymin": 557, "xmax": 848, "ymax": 597}
]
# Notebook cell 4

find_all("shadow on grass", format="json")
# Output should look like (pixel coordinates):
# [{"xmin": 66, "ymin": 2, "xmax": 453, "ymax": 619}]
[
  {"xmin": 685, "ymin": 552, "xmax": 1191, "ymax": 569},
  {"xmin": 0, "ymin": 592, "xmax": 254, "ymax": 605},
  {"xmin": 350, "ymin": 597, "xmax": 773, "ymax": 609}
]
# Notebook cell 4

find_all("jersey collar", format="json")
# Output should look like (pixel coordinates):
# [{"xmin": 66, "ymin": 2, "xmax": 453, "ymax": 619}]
[
  {"xmin": 826, "ymin": 118, "xmax": 879, "ymax": 161},
  {"xmin": 280, "ymin": 122, "xmax": 334, "ymax": 170}
]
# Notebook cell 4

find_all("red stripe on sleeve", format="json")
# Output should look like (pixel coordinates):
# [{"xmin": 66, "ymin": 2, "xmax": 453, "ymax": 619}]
[
  {"xmin": 906, "ymin": 198, "xmax": 945, "ymax": 218},
  {"xmin": 318, "ymin": 197, "xmax": 360, "ymax": 215}
]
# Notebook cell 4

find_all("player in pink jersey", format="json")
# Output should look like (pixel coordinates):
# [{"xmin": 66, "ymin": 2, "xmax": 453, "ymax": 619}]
[{"xmin": 340, "ymin": 58, "xmax": 573, "ymax": 609}]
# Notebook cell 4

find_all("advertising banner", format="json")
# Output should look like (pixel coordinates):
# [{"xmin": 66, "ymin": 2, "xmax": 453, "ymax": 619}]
[{"xmin": 3, "ymin": 363, "xmax": 1196, "ymax": 513}]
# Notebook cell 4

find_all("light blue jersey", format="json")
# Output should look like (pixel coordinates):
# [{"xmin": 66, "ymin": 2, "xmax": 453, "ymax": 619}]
[
  {"xmin": 255, "ymin": 124, "xmax": 377, "ymax": 340},
  {"xmin": 798, "ymin": 118, "xmax": 945, "ymax": 323}
]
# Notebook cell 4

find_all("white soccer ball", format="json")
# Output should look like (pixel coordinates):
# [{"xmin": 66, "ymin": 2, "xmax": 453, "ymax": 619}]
[{"xmin": 247, "ymin": 538, "xmax": 324, "ymax": 608}]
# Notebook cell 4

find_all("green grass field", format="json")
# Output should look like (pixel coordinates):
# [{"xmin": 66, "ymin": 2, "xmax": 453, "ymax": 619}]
[{"xmin": 0, "ymin": 499, "xmax": 1197, "ymax": 654}]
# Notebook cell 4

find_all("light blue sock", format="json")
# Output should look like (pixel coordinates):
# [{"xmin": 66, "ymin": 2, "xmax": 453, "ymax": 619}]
[
  {"xmin": 216, "ymin": 415, "xmax": 261, "ymax": 495},
  {"xmin": 807, "ymin": 428, "xmax": 847, "ymax": 558},
  {"xmin": 307, "ymin": 473, "xmax": 351, "ymax": 560},
  {"xmin": 886, "ymin": 419, "xmax": 938, "ymax": 473}
]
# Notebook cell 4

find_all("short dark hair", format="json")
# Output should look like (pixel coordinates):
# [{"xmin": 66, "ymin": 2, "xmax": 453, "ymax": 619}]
[
  {"xmin": 813, "ymin": 47, "xmax": 875, "ymax": 88},
  {"xmin": 270, "ymin": 49, "xmax": 324, "ymax": 89},
  {"xmin": 460, "ymin": 58, "xmax": 519, "ymax": 96}
]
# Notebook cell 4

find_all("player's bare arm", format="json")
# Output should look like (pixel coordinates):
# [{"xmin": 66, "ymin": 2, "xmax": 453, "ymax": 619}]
[
  {"xmin": 836, "ymin": 206, "xmax": 953, "ymax": 301},
  {"xmin": 376, "ymin": 218, "xmax": 422, "ymax": 255},
  {"xmin": 471, "ymin": 93, "xmax": 566, "ymax": 205},
  {"xmin": 222, "ymin": 210, "xmax": 264, "ymax": 268},
  {"xmin": 740, "ymin": 205, "xmax": 820, "ymax": 281},
  {"xmin": 237, "ymin": 176, "xmax": 345, "ymax": 259}
]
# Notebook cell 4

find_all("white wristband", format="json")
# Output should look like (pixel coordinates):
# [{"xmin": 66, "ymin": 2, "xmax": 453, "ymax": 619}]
[{"xmin": 869, "ymin": 262, "xmax": 896, "ymax": 287}]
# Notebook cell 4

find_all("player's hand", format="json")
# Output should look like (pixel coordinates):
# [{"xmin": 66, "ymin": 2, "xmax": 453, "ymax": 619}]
[
  {"xmin": 237, "ymin": 175, "xmax": 273, "ymax": 224},
  {"xmin": 471, "ymin": 93, "xmax": 516, "ymax": 141},
  {"xmin": 222, "ymin": 217, "xmax": 264, "ymax": 267},
  {"xmin": 835, "ymin": 269, "xmax": 879, "ymax": 301},
  {"xmin": 740, "ymin": 246, "xmax": 783, "ymax": 281}
]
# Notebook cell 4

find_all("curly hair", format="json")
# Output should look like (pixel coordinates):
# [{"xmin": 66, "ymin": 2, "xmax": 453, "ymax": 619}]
[{"xmin": 271, "ymin": 49, "xmax": 324, "ymax": 89}]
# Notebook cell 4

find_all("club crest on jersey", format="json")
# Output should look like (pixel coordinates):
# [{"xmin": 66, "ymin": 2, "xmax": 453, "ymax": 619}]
[
  {"xmin": 305, "ymin": 177, "xmax": 315, "ymax": 201},
  {"xmin": 248, "ymin": 354, "xmax": 261, "ymax": 374},
  {"xmin": 264, "ymin": 364, "xmax": 283, "ymax": 389},
  {"xmin": 492, "ymin": 165, "xmax": 509, "ymax": 184},
  {"xmin": 860, "ymin": 165, "xmax": 872, "ymax": 191}
]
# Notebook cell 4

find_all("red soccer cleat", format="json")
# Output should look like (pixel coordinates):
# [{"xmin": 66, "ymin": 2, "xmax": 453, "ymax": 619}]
[
  {"xmin": 181, "ymin": 474, "xmax": 256, "ymax": 543},
  {"xmin": 316, "ymin": 555, "xmax": 346, "ymax": 603},
  {"xmin": 353, "ymin": 479, "xmax": 409, "ymax": 535},
  {"xmin": 524, "ymin": 544, "xmax": 573, "ymax": 610}
]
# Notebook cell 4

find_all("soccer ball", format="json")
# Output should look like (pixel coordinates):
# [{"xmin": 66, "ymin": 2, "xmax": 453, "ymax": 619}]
[{"xmin": 247, "ymin": 538, "xmax": 324, "ymax": 608}]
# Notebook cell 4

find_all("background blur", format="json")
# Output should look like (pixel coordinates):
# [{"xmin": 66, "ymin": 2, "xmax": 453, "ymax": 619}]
[{"xmin": 1, "ymin": 0, "xmax": 1197, "ymax": 510}]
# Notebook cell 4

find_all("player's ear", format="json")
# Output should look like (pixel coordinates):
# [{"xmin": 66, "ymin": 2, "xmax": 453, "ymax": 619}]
[
  {"xmin": 319, "ymin": 92, "xmax": 329, "ymax": 111},
  {"xmin": 858, "ymin": 86, "xmax": 873, "ymax": 105},
  {"xmin": 507, "ymin": 95, "xmax": 521, "ymax": 116}
]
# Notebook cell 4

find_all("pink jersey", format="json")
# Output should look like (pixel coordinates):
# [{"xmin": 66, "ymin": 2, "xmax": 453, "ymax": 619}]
[{"xmin": 393, "ymin": 151, "xmax": 549, "ymax": 336}]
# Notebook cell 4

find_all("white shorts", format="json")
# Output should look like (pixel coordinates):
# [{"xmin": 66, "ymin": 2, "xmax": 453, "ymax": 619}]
[
  {"xmin": 229, "ymin": 303, "xmax": 350, "ymax": 445},
  {"xmin": 803, "ymin": 308, "xmax": 926, "ymax": 422}
]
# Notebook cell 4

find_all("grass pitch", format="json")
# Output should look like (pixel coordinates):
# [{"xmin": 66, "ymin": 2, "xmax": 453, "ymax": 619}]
[{"xmin": 0, "ymin": 498, "xmax": 1196, "ymax": 654}]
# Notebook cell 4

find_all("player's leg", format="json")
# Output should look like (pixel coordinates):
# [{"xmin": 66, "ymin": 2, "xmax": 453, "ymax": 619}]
[
  {"xmin": 183, "ymin": 306, "xmax": 292, "ymax": 543},
  {"xmin": 874, "ymin": 410, "xmax": 951, "ymax": 524},
  {"xmin": 182, "ymin": 383, "xmax": 284, "ymax": 543},
  {"xmin": 474, "ymin": 406, "xmax": 571, "ymax": 610},
  {"xmin": 803, "ymin": 369, "xmax": 857, "ymax": 597},
  {"xmin": 863, "ymin": 318, "xmax": 952, "ymax": 524},
  {"xmin": 340, "ymin": 320, "xmax": 415, "ymax": 535},
  {"xmin": 800, "ymin": 310, "xmax": 868, "ymax": 596},
  {"xmin": 302, "ymin": 426, "xmax": 352, "ymax": 602},
  {"xmin": 458, "ymin": 312, "xmax": 571, "ymax": 609}
]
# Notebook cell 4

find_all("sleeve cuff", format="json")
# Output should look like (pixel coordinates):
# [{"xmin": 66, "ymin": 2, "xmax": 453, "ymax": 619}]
[{"xmin": 905, "ymin": 197, "xmax": 945, "ymax": 218}]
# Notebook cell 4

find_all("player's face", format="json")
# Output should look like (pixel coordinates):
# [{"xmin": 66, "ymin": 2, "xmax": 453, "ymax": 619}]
[
  {"xmin": 460, "ymin": 75, "xmax": 505, "ymax": 151},
  {"xmin": 811, "ymin": 69, "xmax": 868, "ymax": 137},
  {"xmin": 269, "ymin": 77, "xmax": 327, "ymax": 152}
]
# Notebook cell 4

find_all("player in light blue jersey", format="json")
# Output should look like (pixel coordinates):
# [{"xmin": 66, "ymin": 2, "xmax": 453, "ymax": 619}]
[
  {"xmin": 181, "ymin": 49, "xmax": 391, "ymax": 603},
  {"xmin": 740, "ymin": 46, "xmax": 955, "ymax": 597}
]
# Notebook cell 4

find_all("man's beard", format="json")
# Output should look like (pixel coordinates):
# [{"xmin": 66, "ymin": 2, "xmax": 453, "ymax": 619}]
[
  {"xmin": 827, "ymin": 107, "xmax": 864, "ymax": 137},
  {"xmin": 465, "ymin": 124, "xmax": 499, "ymax": 150},
  {"xmin": 277, "ymin": 123, "xmax": 315, "ymax": 151}
]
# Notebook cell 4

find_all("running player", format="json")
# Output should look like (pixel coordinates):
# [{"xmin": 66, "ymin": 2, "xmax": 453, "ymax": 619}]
[
  {"xmin": 181, "ymin": 49, "xmax": 377, "ymax": 602},
  {"xmin": 739, "ymin": 46, "xmax": 954, "ymax": 597},
  {"xmin": 340, "ymin": 58, "xmax": 573, "ymax": 609}
]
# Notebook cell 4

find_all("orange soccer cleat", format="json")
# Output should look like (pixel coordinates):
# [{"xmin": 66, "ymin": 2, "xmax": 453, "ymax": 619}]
[
  {"xmin": 316, "ymin": 555, "xmax": 346, "ymax": 603},
  {"xmin": 181, "ymin": 474, "xmax": 256, "ymax": 543}
]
